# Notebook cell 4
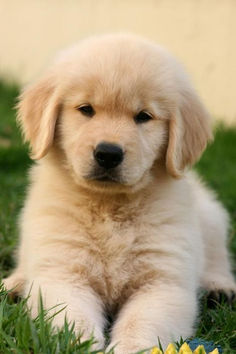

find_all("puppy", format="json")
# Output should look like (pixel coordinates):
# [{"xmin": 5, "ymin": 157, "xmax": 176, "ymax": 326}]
[{"xmin": 4, "ymin": 34, "xmax": 236, "ymax": 353}]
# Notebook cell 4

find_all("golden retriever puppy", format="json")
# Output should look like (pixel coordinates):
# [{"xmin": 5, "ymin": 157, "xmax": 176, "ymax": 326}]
[{"xmin": 4, "ymin": 34, "xmax": 236, "ymax": 353}]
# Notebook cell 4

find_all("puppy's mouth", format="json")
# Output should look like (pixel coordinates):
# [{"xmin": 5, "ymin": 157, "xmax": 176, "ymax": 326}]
[
  {"xmin": 84, "ymin": 169, "xmax": 123, "ymax": 184},
  {"xmin": 95, "ymin": 175, "xmax": 117, "ymax": 182}
]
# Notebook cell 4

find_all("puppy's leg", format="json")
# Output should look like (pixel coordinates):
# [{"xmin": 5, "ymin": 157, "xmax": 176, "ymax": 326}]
[
  {"xmin": 3, "ymin": 236, "xmax": 27, "ymax": 296},
  {"xmin": 202, "ymin": 238, "xmax": 236, "ymax": 307},
  {"xmin": 108, "ymin": 284, "xmax": 197, "ymax": 353},
  {"xmin": 25, "ymin": 278, "xmax": 105, "ymax": 350},
  {"xmin": 202, "ymin": 243, "xmax": 236, "ymax": 307},
  {"xmin": 3, "ymin": 268, "xmax": 25, "ymax": 296},
  {"xmin": 199, "ymin": 197, "xmax": 236, "ymax": 304}
]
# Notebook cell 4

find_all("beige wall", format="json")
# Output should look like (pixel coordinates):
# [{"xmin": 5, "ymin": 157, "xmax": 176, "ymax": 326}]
[{"xmin": 0, "ymin": 0, "xmax": 236, "ymax": 124}]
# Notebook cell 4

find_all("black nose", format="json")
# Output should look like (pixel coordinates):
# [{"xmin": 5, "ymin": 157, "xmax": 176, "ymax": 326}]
[{"xmin": 94, "ymin": 142, "xmax": 124, "ymax": 169}]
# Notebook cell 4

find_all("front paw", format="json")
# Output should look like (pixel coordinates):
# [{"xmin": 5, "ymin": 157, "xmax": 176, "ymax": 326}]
[
  {"xmin": 2, "ymin": 273, "xmax": 25, "ymax": 296},
  {"xmin": 52, "ymin": 314, "xmax": 105, "ymax": 351},
  {"xmin": 206, "ymin": 289, "xmax": 236, "ymax": 308},
  {"xmin": 203, "ymin": 277, "xmax": 236, "ymax": 308},
  {"xmin": 78, "ymin": 328, "xmax": 105, "ymax": 351},
  {"xmin": 107, "ymin": 341, "xmax": 152, "ymax": 354}
]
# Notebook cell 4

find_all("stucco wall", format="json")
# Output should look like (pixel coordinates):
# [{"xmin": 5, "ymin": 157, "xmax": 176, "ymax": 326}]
[{"xmin": 0, "ymin": 0, "xmax": 235, "ymax": 124}]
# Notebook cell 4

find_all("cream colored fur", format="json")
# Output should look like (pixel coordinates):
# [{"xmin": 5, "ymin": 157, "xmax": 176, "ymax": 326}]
[{"xmin": 3, "ymin": 34, "xmax": 235, "ymax": 353}]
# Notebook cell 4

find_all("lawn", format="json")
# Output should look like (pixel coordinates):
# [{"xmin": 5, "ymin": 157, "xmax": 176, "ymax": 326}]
[{"xmin": 0, "ymin": 81, "xmax": 235, "ymax": 353}]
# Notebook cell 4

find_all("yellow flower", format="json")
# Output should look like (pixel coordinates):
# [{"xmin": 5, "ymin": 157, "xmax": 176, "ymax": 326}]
[
  {"xmin": 151, "ymin": 347, "xmax": 163, "ymax": 354},
  {"xmin": 193, "ymin": 345, "xmax": 206, "ymax": 354},
  {"xmin": 179, "ymin": 342, "xmax": 193, "ymax": 353},
  {"xmin": 164, "ymin": 343, "xmax": 178, "ymax": 353},
  {"xmin": 151, "ymin": 342, "xmax": 219, "ymax": 354}
]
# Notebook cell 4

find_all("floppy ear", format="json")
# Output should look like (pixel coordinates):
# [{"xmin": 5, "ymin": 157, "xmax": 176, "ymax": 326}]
[
  {"xmin": 17, "ymin": 75, "xmax": 61, "ymax": 159},
  {"xmin": 166, "ymin": 86, "xmax": 213, "ymax": 178}
]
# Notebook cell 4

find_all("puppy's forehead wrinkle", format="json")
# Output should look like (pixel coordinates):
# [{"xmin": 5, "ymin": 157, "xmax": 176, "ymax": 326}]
[
  {"xmin": 65, "ymin": 76, "xmax": 173, "ymax": 119},
  {"xmin": 58, "ymin": 41, "xmax": 177, "ymax": 115},
  {"xmin": 65, "ymin": 75, "xmax": 143, "ymax": 113}
]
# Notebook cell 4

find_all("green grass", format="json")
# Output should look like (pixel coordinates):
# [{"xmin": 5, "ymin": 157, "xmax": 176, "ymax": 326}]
[{"xmin": 0, "ymin": 81, "xmax": 235, "ymax": 353}]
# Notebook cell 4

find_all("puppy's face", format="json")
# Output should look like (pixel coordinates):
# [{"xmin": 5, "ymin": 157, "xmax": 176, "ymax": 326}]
[
  {"xmin": 18, "ymin": 35, "xmax": 212, "ymax": 192},
  {"xmin": 59, "ymin": 58, "xmax": 170, "ymax": 191}
]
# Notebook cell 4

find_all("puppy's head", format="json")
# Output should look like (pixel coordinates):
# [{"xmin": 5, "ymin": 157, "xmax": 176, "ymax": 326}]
[{"xmin": 18, "ymin": 34, "xmax": 212, "ymax": 192}]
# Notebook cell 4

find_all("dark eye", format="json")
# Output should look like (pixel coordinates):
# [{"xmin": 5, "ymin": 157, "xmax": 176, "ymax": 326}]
[
  {"xmin": 77, "ymin": 104, "xmax": 95, "ymax": 117},
  {"xmin": 134, "ymin": 111, "xmax": 153, "ymax": 124}
]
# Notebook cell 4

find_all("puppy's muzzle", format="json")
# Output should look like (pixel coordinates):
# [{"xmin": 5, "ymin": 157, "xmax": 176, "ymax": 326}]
[{"xmin": 93, "ymin": 142, "xmax": 124, "ymax": 169}]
